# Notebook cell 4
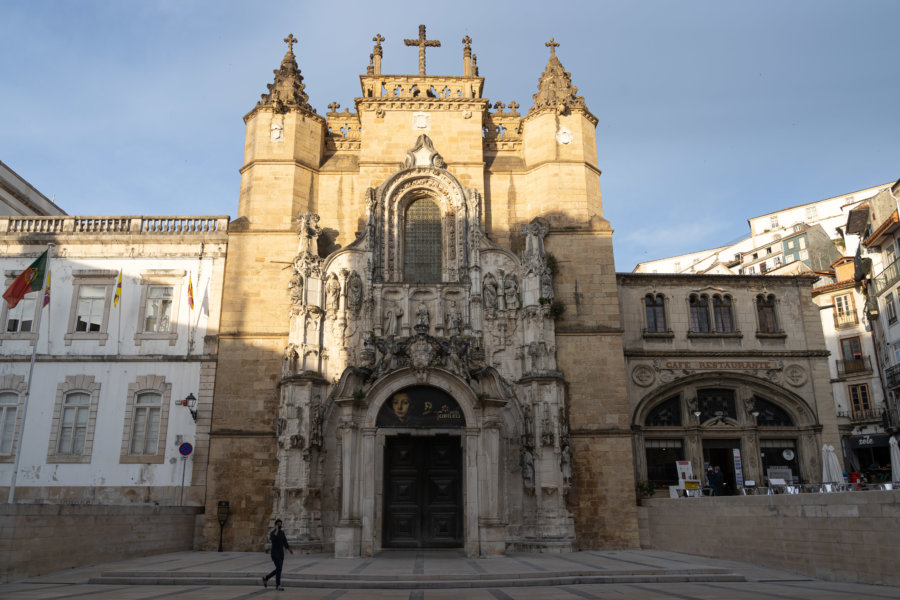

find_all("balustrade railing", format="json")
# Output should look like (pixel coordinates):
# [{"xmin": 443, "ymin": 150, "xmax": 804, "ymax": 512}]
[
  {"xmin": 835, "ymin": 356, "xmax": 873, "ymax": 377},
  {"xmin": 1, "ymin": 216, "xmax": 228, "ymax": 235}
]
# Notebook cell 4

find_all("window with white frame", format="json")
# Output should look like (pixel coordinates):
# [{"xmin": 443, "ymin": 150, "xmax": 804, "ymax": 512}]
[
  {"xmin": 120, "ymin": 375, "xmax": 172, "ymax": 464},
  {"xmin": 65, "ymin": 271, "xmax": 116, "ymax": 345},
  {"xmin": 134, "ymin": 270, "xmax": 184, "ymax": 346},
  {"xmin": 805, "ymin": 206, "xmax": 817, "ymax": 220},
  {"xmin": 1, "ymin": 271, "xmax": 40, "ymax": 339},
  {"xmin": 0, "ymin": 391, "xmax": 19, "ymax": 455},
  {"xmin": 0, "ymin": 375, "xmax": 25, "ymax": 461},
  {"xmin": 886, "ymin": 292, "xmax": 898, "ymax": 324},
  {"xmin": 770, "ymin": 215, "xmax": 779, "ymax": 229},
  {"xmin": 47, "ymin": 375, "xmax": 100, "ymax": 463}
]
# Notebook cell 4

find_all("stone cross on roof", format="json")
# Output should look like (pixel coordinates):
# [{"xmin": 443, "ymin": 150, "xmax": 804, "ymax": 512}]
[
  {"xmin": 328, "ymin": 102, "xmax": 340, "ymax": 113},
  {"xmin": 284, "ymin": 33, "xmax": 298, "ymax": 54},
  {"xmin": 372, "ymin": 33, "xmax": 384, "ymax": 50},
  {"xmin": 404, "ymin": 24, "xmax": 441, "ymax": 76},
  {"xmin": 545, "ymin": 37, "xmax": 560, "ymax": 57}
]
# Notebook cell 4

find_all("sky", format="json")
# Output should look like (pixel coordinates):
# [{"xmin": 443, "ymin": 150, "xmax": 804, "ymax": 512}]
[{"xmin": 1, "ymin": 1, "xmax": 898, "ymax": 271}]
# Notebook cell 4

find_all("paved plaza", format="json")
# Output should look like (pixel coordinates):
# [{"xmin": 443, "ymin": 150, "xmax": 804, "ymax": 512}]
[{"xmin": 2, "ymin": 549, "xmax": 899, "ymax": 599}]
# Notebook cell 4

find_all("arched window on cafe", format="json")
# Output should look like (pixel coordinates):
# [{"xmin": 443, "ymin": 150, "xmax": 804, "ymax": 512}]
[{"xmin": 642, "ymin": 395, "xmax": 685, "ymax": 487}]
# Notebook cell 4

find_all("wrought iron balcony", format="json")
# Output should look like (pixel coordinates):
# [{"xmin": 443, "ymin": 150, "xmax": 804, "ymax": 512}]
[
  {"xmin": 887, "ymin": 364, "xmax": 900, "ymax": 390},
  {"xmin": 833, "ymin": 311, "xmax": 859, "ymax": 329},
  {"xmin": 874, "ymin": 256, "xmax": 900, "ymax": 296},
  {"xmin": 835, "ymin": 356, "xmax": 873, "ymax": 377}
]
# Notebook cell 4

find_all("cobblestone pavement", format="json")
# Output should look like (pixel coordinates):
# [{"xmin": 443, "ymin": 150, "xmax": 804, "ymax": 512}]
[{"xmin": 2, "ymin": 549, "xmax": 898, "ymax": 599}]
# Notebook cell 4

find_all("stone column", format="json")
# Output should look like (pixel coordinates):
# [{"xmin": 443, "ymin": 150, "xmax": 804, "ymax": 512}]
[
  {"xmin": 464, "ymin": 427, "xmax": 480, "ymax": 557},
  {"xmin": 478, "ymin": 420, "xmax": 505, "ymax": 555},
  {"xmin": 334, "ymin": 419, "xmax": 361, "ymax": 557},
  {"xmin": 360, "ymin": 427, "xmax": 377, "ymax": 556}
]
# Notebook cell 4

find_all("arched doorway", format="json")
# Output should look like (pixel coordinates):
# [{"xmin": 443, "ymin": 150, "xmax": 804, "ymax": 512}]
[{"xmin": 377, "ymin": 385, "xmax": 466, "ymax": 548}]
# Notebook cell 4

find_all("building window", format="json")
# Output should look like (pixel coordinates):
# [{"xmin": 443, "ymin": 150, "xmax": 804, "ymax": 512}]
[
  {"xmin": 645, "ymin": 396, "xmax": 682, "ymax": 427},
  {"xmin": 403, "ymin": 199, "xmax": 442, "ymax": 283},
  {"xmin": 712, "ymin": 294, "xmax": 735, "ymax": 333},
  {"xmin": 644, "ymin": 439, "xmax": 684, "ymax": 487},
  {"xmin": 849, "ymin": 384, "xmax": 871, "ymax": 413},
  {"xmin": 121, "ymin": 375, "xmax": 172, "ymax": 464},
  {"xmin": 47, "ymin": 375, "xmax": 101, "ymax": 464},
  {"xmin": 65, "ymin": 270, "xmax": 116, "ymax": 345},
  {"xmin": 766, "ymin": 247, "xmax": 773, "ymax": 254},
  {"xmin": 833, "ymin": 294, "xmax": 858, "ymax": 328},
  {"xmin": 770, "ymin": 216, "xmax": 779, "ymax": 229},
  {"xmin": 1, "ymin": 271, "xmax": 40, "ymax": 340},
  {"xmin": 774, "ymin": 256, "xmax": 782, "ymax": 267},
  {"xmin": 0, "ymin": 391, "xmax": 19, "ymax": 455},
  {"xmin": 759, "ymin": 262, "xmax": 768, "ymax": 274},
  {"xmin": 805, "ymin": 206, "xmax": 817, "ymax": 220},
  {"xmin": 134, "ymin": 270, "xmax": 184, "ymax": 346},
  {"xmin": 756, "ymin": 294, "xmax": 779, "ymax": 333},
  {"xmin": 752, "ymin": 397, "xmax": 795, "ymax": 427},
  {"xmin": 886, "ymin": 293, "xmax": 897, "ymax": 324},
  {"xmin": 689, "ymin": 294, "xmax": 710, "ymax": 333},
  {"xmin": 697, "ymin": 388, "xmax": 737, "ymax": 423},
  {"xmin": 56, "ymin": 392, "xmax": 90, "ymax": 455},
  {"xmin": 644, "ymin": 294, "xmax": 667, "ymax": 333}
]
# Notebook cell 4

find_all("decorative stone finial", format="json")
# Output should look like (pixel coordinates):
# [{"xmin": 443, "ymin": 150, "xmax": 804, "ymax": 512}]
[
  {"xmin": 545, "ymin": 37, "xmax": 560, "ymax": 57},
  {"xmin": 327, "ymin": 102, "xmax": 340, "ymax": 113},
  {"xmin": 257, "ymin": 34, "xmax": 312, "ymax": 113},
  {"xmin": 529, "ymin": 38, "xmax": 588, "ymax": 117},
  {"xmin": 462, "ymin": 35, "xmax": 472, "ymax": 55},
  {"xmin": 372, "ymin": 33, "xmax": 385, "ymax": 56},
  {"xmin": 404, "ymin": 24, "xmax": 441, "ymax": 76}
]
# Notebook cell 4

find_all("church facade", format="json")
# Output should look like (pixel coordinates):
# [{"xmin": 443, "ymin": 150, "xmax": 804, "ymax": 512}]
[{"xmin": 203, "ymin": 30, "xmax": 637, "ymax": 556}]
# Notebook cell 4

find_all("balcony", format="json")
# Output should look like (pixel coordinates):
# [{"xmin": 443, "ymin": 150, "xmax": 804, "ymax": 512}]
[
  {"xmin": 886, "ymin": 364, "xmax": 900, "ymax": 390},
  {"xmin": 835, "ymin": 356, "xmax": 873, "ymax": 378},
  {"xmin": 839, "ymin": 407, "xmax": 889, "ymax": 425},
  {"xmin": 833, "ymin": 311, "xmax": 859, "ymax": 329},
  {"xmin": 874, "ymin": 256, "xmax": 900, "ymax": 295}
]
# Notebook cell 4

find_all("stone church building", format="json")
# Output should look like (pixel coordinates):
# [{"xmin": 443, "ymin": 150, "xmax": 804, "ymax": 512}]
[{"xmin": 201, "ymin": 29, "xmax": 837, "ymax": 556}]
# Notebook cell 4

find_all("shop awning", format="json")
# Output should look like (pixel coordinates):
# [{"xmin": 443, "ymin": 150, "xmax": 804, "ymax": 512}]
[{"xmin": 848, "ymin": 434, "xmax": 891, "ymax": 449}]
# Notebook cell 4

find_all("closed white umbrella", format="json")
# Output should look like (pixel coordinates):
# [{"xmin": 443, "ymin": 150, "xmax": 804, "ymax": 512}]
[
  {"xmin": 890, "ymin": 436, "xmax": 900, "ymax": 483},
  {"xmin": 822, "ymin": 444, "xmax": 843, "ymax": 483}
]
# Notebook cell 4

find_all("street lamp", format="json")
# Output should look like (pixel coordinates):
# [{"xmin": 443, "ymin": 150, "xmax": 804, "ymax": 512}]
[
  {"xmin": 182, "ymin": 393, "xmax": 198, "ymax": 422},
  {"xmin": 216, "ymin": 500, "xmax": 230, "ymax": 552}
]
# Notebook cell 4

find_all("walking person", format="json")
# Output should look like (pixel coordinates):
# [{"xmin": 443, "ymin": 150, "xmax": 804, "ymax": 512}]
[
  {"xmin": 262, "ymin": 519, "xmax": 293, "ymax": 590},
  {"xmin": 709, "ymin": 465, "xmax": 724, "ymax": 496}
]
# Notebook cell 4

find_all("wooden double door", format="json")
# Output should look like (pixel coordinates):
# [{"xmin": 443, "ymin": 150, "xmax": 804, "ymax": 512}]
[{"xmin": 382, "ymin": 436, "xmax": 463, "ymax": 548}]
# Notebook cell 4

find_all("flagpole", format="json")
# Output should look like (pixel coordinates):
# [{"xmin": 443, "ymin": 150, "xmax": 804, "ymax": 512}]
[{"xmin": 8, "ymin": 243, "xmax": 53, "ymax": 504}]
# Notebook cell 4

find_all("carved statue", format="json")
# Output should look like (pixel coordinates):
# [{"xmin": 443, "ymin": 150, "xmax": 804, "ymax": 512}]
[
  {"xmin": 383, "ymin": 303, "xmax": 402, "ymax": 336},
  {"xmin": 522, "ymin": 401, "xmax": 534, "ymax": 449},
  {"xmin": 309, "ymin": 404, "xmax": 323, "ymax": 449},
  {"xmin": 416, "ymin": 302, "xmax": 430, "ymax": 328},
  {"xmin": 282, "ymin": 344, "xmax": 299, "ymax": 377},
  {"xmin": 483, "ymin": 272, "xmax": 499, "ymax": 309},
  {"xmin": 289, "ymin": 271, "xmax": 304, "ymax": 306},
  {"xmin": 561, "ymin": 443, "xmax": 573, "ymax": 486},
  {"xmin": 445, "ymin": 300, "xmax": 462, "ymax": 336},
  {"xmin": 522, "ymin": 217, "xmax": 550, "ymax": 275},
  {"xmin": 541, "ymin": 403, "xmax": 554, "ymax": 446},
  {"xmin": 504, "ymin": 273, "xmax": 519, "ymax": 309},
  {"xmin": 540, "ymin": 266, "xmax": 554, "ymax": 302},
  {"xmin": 325, "ymin": 276, "xmax": 340, "ymax": 312},
  {"xmin": 347, "ymin": 272, "xmax": 363, "ymax": 313},
  {"xmin": 297, "ymin": 213, "xmax": 321, "ymax": 256},
  {"xmin": 521, "ymin": 449, "xmax": 535, "ymax": 489}
]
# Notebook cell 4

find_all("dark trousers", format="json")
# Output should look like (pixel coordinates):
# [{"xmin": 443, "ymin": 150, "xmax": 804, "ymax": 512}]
[{"xmin": 265, "ymin": 554, "xmax": 284, "ymax": 586}]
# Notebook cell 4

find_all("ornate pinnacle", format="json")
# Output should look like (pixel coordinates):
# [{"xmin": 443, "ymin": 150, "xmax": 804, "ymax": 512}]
[
  {"xmin": 404, "ymin": 24, "xmax": 441, "ymax": 76},
  {"xmin": 372, "ymin": 33, "xmax": 384, "ymax": 56},
  {"xmin": 462, "ymin": 35, "xmax": 472, "ymax": 56},
  {"xmin": 328, "ymin": 102, "xmax": 340, "ymax": 113},
  {"xmin": 545, "ymin": 37, "xmax": 560, "ymax": 56},
  {"xmin": 257, "ymin": 34, "xmax": 311, "ymax": 113}
]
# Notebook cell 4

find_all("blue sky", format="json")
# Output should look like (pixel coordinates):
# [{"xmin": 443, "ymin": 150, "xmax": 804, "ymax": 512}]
[{"xmin": 2, "ymin": 1, "xmax": 897, "ymax": 271}]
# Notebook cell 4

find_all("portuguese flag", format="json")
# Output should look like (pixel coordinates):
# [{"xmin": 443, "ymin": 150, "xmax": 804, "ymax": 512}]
[{"xmin": 3, "ymin": 250, "xmax": 48, "ymax": 309}]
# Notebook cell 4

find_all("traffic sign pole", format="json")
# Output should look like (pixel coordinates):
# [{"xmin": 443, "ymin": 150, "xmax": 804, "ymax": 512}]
[{"xmin": 178, "ymin": 442, "xmax": 193, "ymax": 506}]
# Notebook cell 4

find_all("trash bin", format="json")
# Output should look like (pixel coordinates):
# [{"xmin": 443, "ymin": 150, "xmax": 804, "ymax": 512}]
[{"xmin": 849, "ymin": 472, "xmax": 861, "ymax": 483}]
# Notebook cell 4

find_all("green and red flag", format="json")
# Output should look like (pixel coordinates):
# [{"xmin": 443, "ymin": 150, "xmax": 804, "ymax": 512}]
[{"xmin": 3, "ymin": 250, "xmax": 48, "ymax": 309}]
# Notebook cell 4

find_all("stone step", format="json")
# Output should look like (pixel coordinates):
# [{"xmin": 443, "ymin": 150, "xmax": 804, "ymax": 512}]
[{"xmin": 89, "ymin": 570, "xmax": 746, "ymax": 589}]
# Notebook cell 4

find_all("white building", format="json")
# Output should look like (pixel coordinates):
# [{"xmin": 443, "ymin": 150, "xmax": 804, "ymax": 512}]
[
  {"xmin": 0, "ymin": 214, "xmax": 227, "ymax": 505},
  {"xmin": 0, "ymin": 160, "xmax": 65, "ymax": 217}
]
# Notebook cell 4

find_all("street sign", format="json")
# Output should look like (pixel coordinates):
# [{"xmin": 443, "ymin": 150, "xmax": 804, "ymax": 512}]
[{"xmin": 179, "ymin": 442, "xmax": 193, "ymax": 456}]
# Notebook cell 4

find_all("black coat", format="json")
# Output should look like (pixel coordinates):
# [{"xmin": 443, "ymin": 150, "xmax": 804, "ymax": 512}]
[{"xmin": 269, "ymin": 528, "xmax": 290, "ymax": 559}]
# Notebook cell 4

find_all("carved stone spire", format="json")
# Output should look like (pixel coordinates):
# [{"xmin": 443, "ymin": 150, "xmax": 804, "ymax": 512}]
[
  {"xmin": 258, "ymin": 34, "xmax": 312, "ymax": 113},
  {"xmin": 528, "ymin": 37, "xmax": 588, "ymax": 117}
]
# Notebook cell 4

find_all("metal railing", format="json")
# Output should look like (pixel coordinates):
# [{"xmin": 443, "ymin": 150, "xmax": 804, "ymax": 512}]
[
  {"xmin": 837, "ymin": 407, "xmax": 888, "ymax": 424},
  {"xmin": 885, "ymin": 364, "xmax": 900, "ymax": 390},
  {"xmin": 835, "ymin": 356, "xmax": 873, "ymax": 377},
  {"xmin": 833, "ymin": 311, "xmax": 859, "ymax": 329},
  {"xmin": 874, "ymin": 256, "xmax": 900, "ymax": 295}
]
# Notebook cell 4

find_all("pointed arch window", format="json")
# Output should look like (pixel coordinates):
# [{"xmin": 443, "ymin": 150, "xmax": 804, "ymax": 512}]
[
  {"xmin": 756, "ymin": 294, "xmax": 780, "ymax": 333},
  {"xmin": 689, "ymin": 294, "xmax": 710, "ymax": 333},
  {"xmin": 644, "ymin": 294, "xmax": 667, "ymax": 333},
  {"xmin": 752, "ymin": 397, "xmax": 794, "ymax": 427},
  {"xmin": 712, "ymin": 294, "xmax": 735, "ymax": 333},
  {"xmin": 404, "ymin": 198, "xmax": 442, "ymax": 283}
]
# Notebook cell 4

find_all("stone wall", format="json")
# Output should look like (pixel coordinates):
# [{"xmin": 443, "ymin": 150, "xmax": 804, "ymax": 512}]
[
  {"xmin": 639, "ymin": 492, "xmax": 900, "ymax": 586},
  {"xmin": 0, "ymin": 504, "xmax": 201, "ymax": 583}
]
